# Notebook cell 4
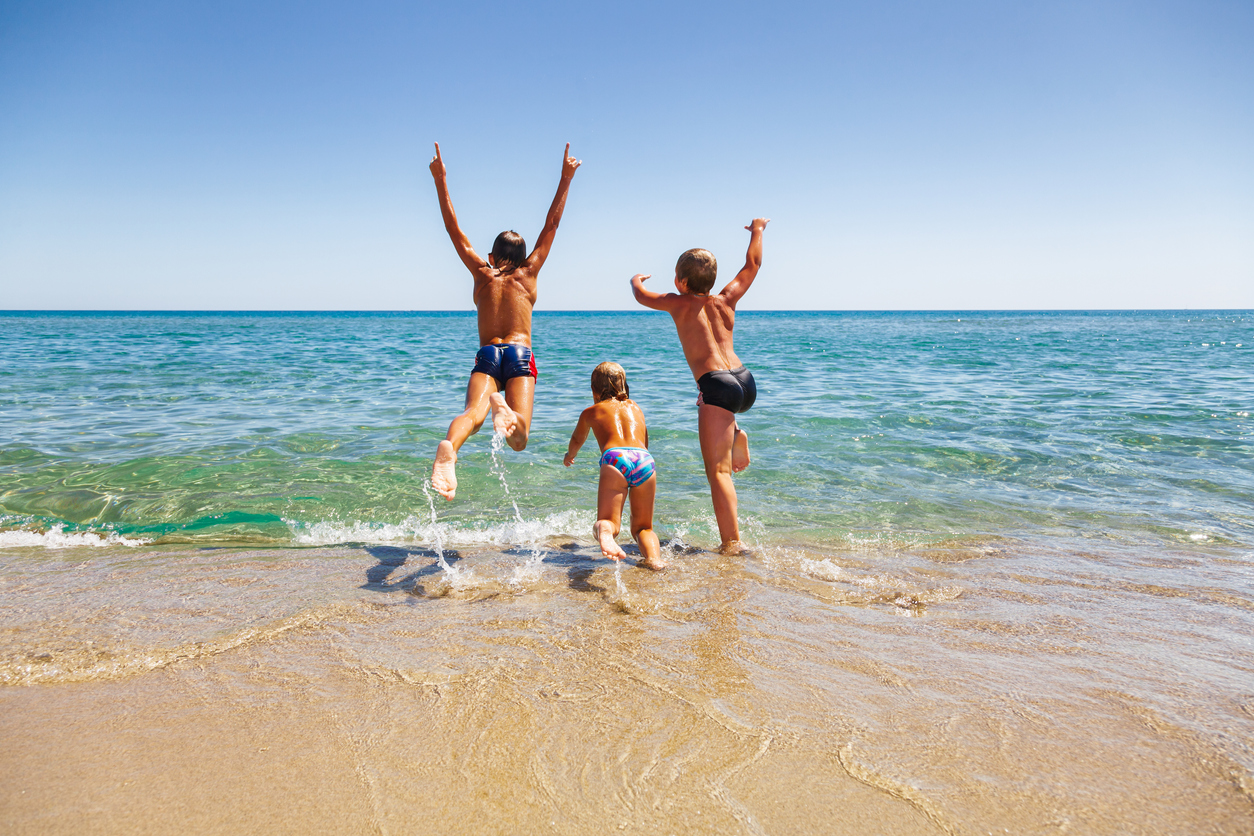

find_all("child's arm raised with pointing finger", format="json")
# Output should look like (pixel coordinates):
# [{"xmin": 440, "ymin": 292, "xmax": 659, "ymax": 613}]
[
  {"xmin": 525, "ymin": 143, "xmax": 582, "ymax": 275},
  {"xmin": 719, "ymin": 218, "xmax": 770, "ymax": 306},
  {"xmin": 429, "ymin": 142, "xmax": 485, "ymax": 272}
]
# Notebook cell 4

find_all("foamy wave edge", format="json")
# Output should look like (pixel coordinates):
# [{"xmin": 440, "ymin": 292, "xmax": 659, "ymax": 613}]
[
  {"xmin": 0, "ymin": 524, "xmax": 149, "ymax": 549},
  {"xmin": 287, "ymin": 509, "xmax": 593, "ymax": 548}
]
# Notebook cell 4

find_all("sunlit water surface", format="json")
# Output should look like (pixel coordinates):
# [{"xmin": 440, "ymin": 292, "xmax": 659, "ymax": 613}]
[{"xmin": 1, "ymin": 311, "xmax": 1251, "ymax": 834}]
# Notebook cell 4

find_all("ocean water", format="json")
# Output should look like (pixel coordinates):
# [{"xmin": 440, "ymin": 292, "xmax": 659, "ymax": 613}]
[
  {"xmin": 2, "ymin": 310, "xmax": 1252, "ymax": 834},
  {"xmin": 2, "ymin": 310, "xmax": 1250, "ymax": 550}
]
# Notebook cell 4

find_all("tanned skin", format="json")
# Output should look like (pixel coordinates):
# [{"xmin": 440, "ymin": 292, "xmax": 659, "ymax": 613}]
[
  {"xmin": 630, "ymin": 219, "xmax": 769, "ymax": 553},
  {"xmin": 428, "ymin": 142, "xmax": 581, "ymax": 500},
  {"xmin": 564, "ymin": 392, "xmax": 665, "ymax": 570}
]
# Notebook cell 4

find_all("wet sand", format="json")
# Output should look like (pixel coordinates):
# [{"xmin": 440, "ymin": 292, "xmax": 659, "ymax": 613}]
[{"xmin": 2, "ymin": 540, "xmax": 1252, "ymax": 834}]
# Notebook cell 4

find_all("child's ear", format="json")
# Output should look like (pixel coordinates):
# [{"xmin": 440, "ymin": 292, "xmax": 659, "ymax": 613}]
[{"xmin": 488, "ymin": 253, "xmax": 496, "ymax": 267}]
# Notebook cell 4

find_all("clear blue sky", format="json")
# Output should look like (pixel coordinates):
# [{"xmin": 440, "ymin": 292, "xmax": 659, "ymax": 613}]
[{"xmin": 2, "ymin": 0, "xmax": 1251, "ymax": 310}]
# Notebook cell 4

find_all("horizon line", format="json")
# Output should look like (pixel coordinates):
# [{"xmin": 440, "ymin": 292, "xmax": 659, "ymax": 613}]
[{"xmin": 2, "ymin": 308, "xmax": 1252, "ymax": 315}]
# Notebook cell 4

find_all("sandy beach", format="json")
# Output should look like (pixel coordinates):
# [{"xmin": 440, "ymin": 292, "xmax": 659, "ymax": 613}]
[{"xmin": 3, "ymin": 535, "xmax": 1251, "ymax": 835}]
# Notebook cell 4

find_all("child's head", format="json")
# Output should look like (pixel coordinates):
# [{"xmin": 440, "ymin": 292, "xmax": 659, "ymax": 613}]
[
  {"xmin": 591, "ymin": 361, "xmax": 630, "ymax": 403},
  {"xmin": 675, "ymin": 248, "xmax": 717, "ymax": 294},
  {"xmin": 491, "ymin": 231, "xmax": 527, "ymax": 271}
]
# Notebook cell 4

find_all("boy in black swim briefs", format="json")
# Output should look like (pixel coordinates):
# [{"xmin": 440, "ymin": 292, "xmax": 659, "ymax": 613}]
[
  {"xmin": 426, "ymin": 142, "xmax": 581, "ymax": 501},
  {"xmin": 630, "ymin": 218, "xmax": 769, "ymax": 554}
]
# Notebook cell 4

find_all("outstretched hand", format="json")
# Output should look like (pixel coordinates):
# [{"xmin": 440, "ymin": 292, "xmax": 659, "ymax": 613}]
[
  {"xmin": 631, "ymin": 273, "xmax": 651, "ymax": 284},
  {"xmin": 562, "ymin": 143, "xmax": 581, "ymax": 178},
  {"xmin": 429, "ymin": 142, "xmax": 446, "ymax": 180},
  {"xmin": 745, "ymin": 218, "xmax": 770, "ymax": 232}
]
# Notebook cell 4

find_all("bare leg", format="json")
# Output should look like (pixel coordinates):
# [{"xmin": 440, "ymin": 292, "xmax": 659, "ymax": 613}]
[
  {"xmin": 698, "ymin": 403, "xmax": 742, "ymax": 552},
  {"xmin": 629, "ymin": 475, "xmax": 665, "ymax": 570},
  {"xmin": 491, "ymin": 375, "xmax": 535, "ymax": 451},
  {"xmin": 595, "ymin": 464, "xmax": 628, "ymax": 560},
  {"xmin": 431, "ymin": 373, "xmax": 497, "ymax": 501},
  {"xmin": 732, "ymin": 425, "xmax": 750, "ymax": 473}
]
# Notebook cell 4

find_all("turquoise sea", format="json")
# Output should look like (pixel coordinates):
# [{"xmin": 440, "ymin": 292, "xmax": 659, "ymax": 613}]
[
  {"xmin": 1, "ymin": 310, "xmax": 1250, "ymax": 551},
  {"xmin": 3, "ymin": 310, "xmax": 1253, "ymax": 834}
]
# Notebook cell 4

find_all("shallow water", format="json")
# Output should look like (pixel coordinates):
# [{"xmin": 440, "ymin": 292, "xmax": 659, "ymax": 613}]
[{"xmin": 1, "ymin": 311, "xmax": 1252, "ymax": 833}]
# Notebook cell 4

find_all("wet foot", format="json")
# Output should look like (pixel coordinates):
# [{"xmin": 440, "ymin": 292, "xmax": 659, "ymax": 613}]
[
  {"xmin": 432, "ymin": 440, "xmax": 457, "ymax": 501},
  {"xmin": 718, "ymin": 539, "xmax": 745, "ymax": 556},
  {"xmin": 637, "ymin": 553, "xmax": 668, "ymax": 571},
  {"xmin": 732, "ymin": 427, "xmax": 750, "ymax": 473},
  {"xmin": 489, "ymin": 393, "xmax": 524, "ymax": 447},
  {"xmin": 595, "ymin": 521, "xmax": 627, "ymax": 560}
]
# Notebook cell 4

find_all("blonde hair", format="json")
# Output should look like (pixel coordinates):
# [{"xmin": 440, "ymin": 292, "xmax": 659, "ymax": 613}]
[
  {"xmin": 591, "ymin": 361, "xmax": 630, "ymax": 402},
  {"xmin": 676, "ymin": 248, "xmax": 717, "ymax": 294}
]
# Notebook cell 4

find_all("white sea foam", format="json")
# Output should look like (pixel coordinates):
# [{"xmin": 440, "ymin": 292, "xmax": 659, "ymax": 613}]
[
  {"xmin": 0, "ymin": 524, "xmax": 148, "ymax": 549},
  {"xmin": 287, "ymin": 508, "xmax": 591, "ymax": 549},
  {"xmin": 801, "ymin": 558, "xmax": 845, "ymax": 581}
]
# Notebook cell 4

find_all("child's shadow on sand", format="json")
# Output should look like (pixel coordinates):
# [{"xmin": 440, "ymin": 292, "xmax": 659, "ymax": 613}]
[{"xmin": 360, "ymin": 545, "xmax": 461, "ymax": 592}]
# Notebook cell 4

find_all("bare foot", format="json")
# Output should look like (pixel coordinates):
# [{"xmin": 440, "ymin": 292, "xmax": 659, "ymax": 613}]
[
  {"xmin": 489, "ymin": 392, "xmax": 521, "ymax": 443},
  {"xmin": 431, "ymin": 440, "xmax": 457, "ymax": 501},
  {"xmin": 732, "ymin": 427, "xmax": 750, "ymax": 473},
  {"xmin": 638, "ymin": 553, "xmax": 668, "ymax": 571},
  {"xmin": 718, "ymin": 539, "xmax": 745, "ymax": 556},
  {"xmin": 636, "ymin": 530, "xmax": 666, "ymax": 569},
  {"xmin": 594, "ymin": 521, "xmax": 627, "ymax": 560}
]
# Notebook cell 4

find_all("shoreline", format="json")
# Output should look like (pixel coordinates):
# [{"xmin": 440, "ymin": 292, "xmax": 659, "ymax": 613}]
[{"xmin": 2, "ymin": 540, "xmax": 1252, "ymax": 833}]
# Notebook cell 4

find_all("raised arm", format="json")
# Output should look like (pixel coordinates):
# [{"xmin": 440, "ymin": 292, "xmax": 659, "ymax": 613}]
[
  {"xmin": 719, "ymin": 218, "xmax": 770, "ymax": 305},
  {"xmin": 429, "ymin": 142, "xmax": 485, "ymax": 272},
  {"xmin": 524, "ymin": 143, "xmax": 581, "ymax": 274},
  {"xmin": 563, "ymin": 411, "xmax": 593, "ymax": 467},
  {"xmin": 630, "ymin": 274, "xmax": 678, "ymax": 312}
]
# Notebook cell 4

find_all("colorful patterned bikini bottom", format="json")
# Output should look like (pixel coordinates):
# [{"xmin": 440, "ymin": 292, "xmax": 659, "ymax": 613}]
[{"xmin": 599, "ymin": 447, "xmax": 656, "ymax": 488}]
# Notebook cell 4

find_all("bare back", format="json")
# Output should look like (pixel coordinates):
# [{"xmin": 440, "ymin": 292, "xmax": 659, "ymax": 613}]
[
  {"xmin": 428, "ymin": 142, "xmax": 581, "ymax": 349},
  {"xmin": 472, "ymin": 265, "xmax": 537, "ymax": 346},
  {"xmin": 584, "ymin": 399, "xmax": 649, "ymax": 451},
  {"xmin": 629, "ymin": 219, "xmax": 768, "ymax": 382},
  {"xmin": 666, "ymin": 294, "xmax": 741, "ymax": 381}
]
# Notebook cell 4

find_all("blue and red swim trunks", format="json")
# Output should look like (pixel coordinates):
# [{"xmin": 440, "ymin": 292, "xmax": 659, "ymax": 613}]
[{"xmin": 472, "ymin": 343, "xmax": 537, "ymax": 387}]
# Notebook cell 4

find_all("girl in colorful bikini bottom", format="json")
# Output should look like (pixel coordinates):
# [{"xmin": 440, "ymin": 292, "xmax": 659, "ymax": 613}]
[{"xmin": 562, "ymin": 362, "xmax": 665, "ymax": 570}]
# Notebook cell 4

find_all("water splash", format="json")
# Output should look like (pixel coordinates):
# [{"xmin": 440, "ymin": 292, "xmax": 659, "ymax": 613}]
[
  {"xmin": 421, "ymin": 480, "xmax": 460, "ymax": 581},
  {"xmin": 665, "ymin": 525, "xmax": 690, "ymax": 556},
  {"xmin": 612, "ymin": 560, "xmax": 627, "ymax": 597},
  {"xmin": 489, "ymin": 431, "xmax": 548, "ymax": 586},
  {"xmin": 489, "ymin": 432, "xmax": 524, "ymax": 524}
]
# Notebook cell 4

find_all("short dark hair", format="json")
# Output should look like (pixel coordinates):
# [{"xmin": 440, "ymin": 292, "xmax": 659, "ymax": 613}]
[
  {"xmin": 676, "ymin": 248, "xmax": 717, "ymax": 294},
  {"xmin": 491, "ymin": 231, "xmax": 527, "ymax": 271}
]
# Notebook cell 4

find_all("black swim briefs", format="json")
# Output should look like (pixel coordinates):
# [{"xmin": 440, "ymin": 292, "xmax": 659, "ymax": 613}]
[
  {"xmin": 697, "ymin": 366, "xmax": 756, "ymax": 414},
  {"xmin": 472, "ymin": 343, "xmax": 537, "ymax": 387}
]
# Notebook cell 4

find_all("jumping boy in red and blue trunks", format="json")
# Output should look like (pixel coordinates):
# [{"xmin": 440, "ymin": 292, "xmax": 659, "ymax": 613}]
[
  {"xmin": 630, "ymin": 219, "xmax": 768, "ymax": 553},
  {"xmin": 427, "ymin": 142, "xmax": 581, "ymax": 500}
]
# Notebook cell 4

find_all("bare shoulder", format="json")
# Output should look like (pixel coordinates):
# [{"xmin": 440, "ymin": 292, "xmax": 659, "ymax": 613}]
[{"xmin": 710, "ymin": 293, "xmax": 739, "ymax": 319}]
